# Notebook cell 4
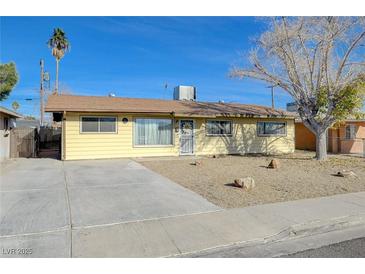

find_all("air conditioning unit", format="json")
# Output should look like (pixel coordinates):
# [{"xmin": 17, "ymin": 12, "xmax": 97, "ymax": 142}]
[{"xmin": 173, "ymin": 86, "xmax": 197, "ymax": 101}]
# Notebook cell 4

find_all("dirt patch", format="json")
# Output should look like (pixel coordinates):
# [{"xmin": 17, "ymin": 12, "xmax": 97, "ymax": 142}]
[{"xmin": 137, "ymin": 151, "xmax": 365, "ymax": 208}]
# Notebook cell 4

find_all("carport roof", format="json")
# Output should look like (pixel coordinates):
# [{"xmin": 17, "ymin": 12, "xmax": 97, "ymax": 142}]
[{"xmin": 45, "ymin": 94, "xmax": 294, "ymax": 118}]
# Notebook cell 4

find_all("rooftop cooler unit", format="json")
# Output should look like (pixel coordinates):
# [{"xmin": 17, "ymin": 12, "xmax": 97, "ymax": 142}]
[{"xmin": 173, "ymin": 86, "xmax": 197, "ymax": 101}]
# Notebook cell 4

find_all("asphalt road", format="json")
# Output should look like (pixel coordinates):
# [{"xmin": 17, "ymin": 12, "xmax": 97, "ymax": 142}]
[{"xmin": 282, "ymin": 237, "xmax": 365, "ymax": 258}]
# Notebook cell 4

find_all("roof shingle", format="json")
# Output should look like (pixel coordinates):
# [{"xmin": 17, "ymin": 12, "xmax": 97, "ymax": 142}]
[{"xmin": 45, "ymin": 95, "xmax": 294, "ymax": 118}]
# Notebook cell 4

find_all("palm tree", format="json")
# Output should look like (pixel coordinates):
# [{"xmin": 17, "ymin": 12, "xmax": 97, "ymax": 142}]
[
  {"xmin": 11, "ymin": 101, "xmax": 20, "ymax": 112},
  {"xmin": 47, "ymin": 28, "xmax": 70, "ymax": 94}
]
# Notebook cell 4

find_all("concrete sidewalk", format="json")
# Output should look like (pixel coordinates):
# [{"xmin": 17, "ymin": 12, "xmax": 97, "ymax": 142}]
[{"xmin": 72, "ymin": 191, "xmax": 365, "ymax": 257}]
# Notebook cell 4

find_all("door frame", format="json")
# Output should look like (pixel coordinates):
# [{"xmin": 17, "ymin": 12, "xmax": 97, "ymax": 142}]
[{"xmin": 179, "ymin": 119, "xmax": 195, "ymax": 155}]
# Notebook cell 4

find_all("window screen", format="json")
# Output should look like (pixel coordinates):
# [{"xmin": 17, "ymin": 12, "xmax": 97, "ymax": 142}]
[
  {"xmin": 345, "ymin": 124, "xmax": 356, "ymax": 140},
  {"xmin": 100, "ymin": 117, "xmax": 117, "ymax": 132},
  {"xmin": 206, "ymin": 120, "xmax": 232, "ymax": 136},
  {"xmin": 257, "ymin": 122, "xmax": 286, "ymax": 136},
  {"xmin": 81, "ymin": 117, "xmax": 116, "ymax": 133}
]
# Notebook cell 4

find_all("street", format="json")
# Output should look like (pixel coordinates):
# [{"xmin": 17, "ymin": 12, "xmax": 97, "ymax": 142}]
[
  {"xmin": 283, "ymin": 237, "xmax": 365, "ymax": 258},
  {"xmin": 186, "ymin": 225, "xmax": 365, "ymax": 258}
]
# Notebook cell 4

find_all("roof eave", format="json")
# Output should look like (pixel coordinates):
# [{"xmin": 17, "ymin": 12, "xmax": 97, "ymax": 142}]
[
  {"xmin": 45, "ymin": 108, "xmax": 294, "ymax": 119},
  {"xmin": 0, "ymin": 109, "xmax": 22, "ymax": 118}
]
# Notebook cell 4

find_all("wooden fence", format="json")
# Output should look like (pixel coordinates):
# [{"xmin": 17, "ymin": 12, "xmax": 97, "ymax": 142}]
[{"xmin": 10, "ymin": 127, "xmax": 39, "ymax": 158}]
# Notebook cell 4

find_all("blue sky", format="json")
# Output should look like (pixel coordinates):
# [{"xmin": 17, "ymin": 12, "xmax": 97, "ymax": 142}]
[{"xmin": 0, "ymin": 16, "xmax": 292, "ymax": 117}]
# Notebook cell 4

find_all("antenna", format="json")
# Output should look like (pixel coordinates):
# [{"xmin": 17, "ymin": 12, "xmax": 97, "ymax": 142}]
[{"xmin": 164, "ymin": 83, "xmax": 168, "ymax": 99}]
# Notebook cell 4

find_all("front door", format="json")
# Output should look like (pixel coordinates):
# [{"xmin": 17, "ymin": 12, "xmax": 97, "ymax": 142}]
[{"xmin": 180, "ymin": 120, "xmax": 194, "ymax": 155}]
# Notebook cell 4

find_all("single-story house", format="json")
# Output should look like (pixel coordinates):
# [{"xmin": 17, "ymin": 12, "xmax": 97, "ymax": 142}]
[
  {"xmin": 0, "ymin": 106, "xmax": 22, "ymax": 161},
  {"xmin": 45, "ymin": 93, "xmax": 295, "ymax": 161},
  {"xmin": 295, "ymin": 120, "xmax": 365, "ymax": 155}
]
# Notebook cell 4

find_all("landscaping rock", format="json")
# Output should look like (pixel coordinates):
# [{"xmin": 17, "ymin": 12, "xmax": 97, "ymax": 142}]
[
  {"xmin": 233, "ymin": 178, "xmax": 243, "ymax": 188},
  {"xmin": 268, "ymin": 159, "xmax": 280, "ymax": 169},
  {"xmin": 191, "ymin": 160, "xmax": 202, "ymax": 166},
  {"xmin": 336, "ymin": 170, "xmax": 357, "ymax": 178},
  {"xmin": 233, "ymin": 177, "xmax": 256, "ymax": 190}
]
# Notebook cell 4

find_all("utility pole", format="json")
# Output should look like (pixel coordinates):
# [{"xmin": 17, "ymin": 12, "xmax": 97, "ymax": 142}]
[
  {"xmin": 40, "ymin": 59, "xmax": 44, "ymax": 126},
  {"xmin": 267, "ymin": 85, "xmax": 276, "ymax": 109},
  {"xmin": 164, "ymin": 83, "xmax": 168, "ymax": 99}
]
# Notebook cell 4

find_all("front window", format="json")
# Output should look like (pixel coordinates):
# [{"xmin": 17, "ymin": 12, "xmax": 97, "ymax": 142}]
[
  {"xmin": 134, "ymin": 118, "xmax": 173, "ymax": 146},
  {"xmin": 257, "ymin": 122, "xmax": 286, "ymax": 136},
  {"xmin": 81, "ymin": 116, "xmax": 117, "ymax": 133},
  {"xmin": 206, "ymin": 120, "xmax": 232, "ymax": 136},
  {"xmin": 345, "ymin": 124, "xmax": 357, "ymax": 140}
]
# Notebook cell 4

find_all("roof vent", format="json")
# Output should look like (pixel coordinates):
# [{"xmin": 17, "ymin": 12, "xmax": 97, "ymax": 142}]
[{"xmin": 173, "ymin": 86, "xmax": 196, "ymax": 101}]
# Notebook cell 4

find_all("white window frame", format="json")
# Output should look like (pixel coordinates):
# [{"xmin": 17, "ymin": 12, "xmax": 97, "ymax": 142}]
[
  {"xmin": 206, "ymin": 120, "xmax": 233, "ymax": 136},
  {"xmin": 345, "ymin": 124, "xmax": 357, "ymax": 140},
  {"xmin": 257, "ymin": 121, "xmax": 287, "ymax": 137},
  {"xmin": 80, "ymin": 116, "xmax": 118, "ymax": 134},
  {"xmin": 133, "ymin": 117, "xmax": 174, "ymax": 147}
]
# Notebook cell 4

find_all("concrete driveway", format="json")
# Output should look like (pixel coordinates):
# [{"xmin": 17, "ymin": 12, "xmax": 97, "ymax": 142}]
[{"xmin": 0, "ymin": 158, "xmax": 219, "ymax": 257}]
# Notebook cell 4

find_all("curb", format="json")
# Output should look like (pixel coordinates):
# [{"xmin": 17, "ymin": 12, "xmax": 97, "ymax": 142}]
[{"xmin": 174, "ymin": 213, "xmax": 365, "ymax": 257}]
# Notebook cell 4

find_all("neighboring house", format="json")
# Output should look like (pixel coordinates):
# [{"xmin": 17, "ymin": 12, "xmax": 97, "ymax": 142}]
[
  {"xmin": 0, "ymin": 106, "xmax": 22, "ymax": 161},
  {"xmin": 45, "ymin": 91, "xmax": 295, "ymax": 161},
  {"xmin": 295, "ymin": 120, "xmax": 365, "ymax": 155}
]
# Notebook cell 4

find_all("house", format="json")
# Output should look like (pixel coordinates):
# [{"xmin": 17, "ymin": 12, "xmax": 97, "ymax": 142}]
[
  {"xmin": 45, "ymin": 90, "xmax": 295, "ymax": 161},
  {"xmin": 0, "ymin": 106, "xmax": 22, "ymax": 161},
  {"xmin": 295, "ymin": 120, "xmax": 365, "ymax": 155}
]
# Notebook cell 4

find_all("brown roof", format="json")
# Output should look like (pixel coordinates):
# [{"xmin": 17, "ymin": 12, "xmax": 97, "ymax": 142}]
[
  {"xmin": 0, "ymin": 106, "xmax": 22, "ymax": 118},
  {"xmin": 45, "ymin": 94, "xmax": 294, "ymax": 118}
]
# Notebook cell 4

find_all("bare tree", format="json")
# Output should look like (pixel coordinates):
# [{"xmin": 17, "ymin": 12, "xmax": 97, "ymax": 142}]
[{"xmin": 231, "ymin": 17, "xmax": 365, "ymax": 160}]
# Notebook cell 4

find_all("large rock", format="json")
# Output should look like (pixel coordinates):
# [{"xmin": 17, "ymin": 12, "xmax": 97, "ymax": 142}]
[
  {"xmin": 336, "ymin": 170, "xmax": 357, "ymax": 178},
  {"xmin": 233, "ymin": 177, "xmax": 256, "ymax": 190},
  {"xmin": 268, "ymin": 159, "xmax": 280, "ymax": 169}
]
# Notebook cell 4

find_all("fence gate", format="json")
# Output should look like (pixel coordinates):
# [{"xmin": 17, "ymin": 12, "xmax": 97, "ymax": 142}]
[
  {"xmin": 10, "ymin": 127, "xmax": 39, "ymax": 158},
  {"xmin": 38, "ymin": 127, "xmax": 61, "ymax": 158}
]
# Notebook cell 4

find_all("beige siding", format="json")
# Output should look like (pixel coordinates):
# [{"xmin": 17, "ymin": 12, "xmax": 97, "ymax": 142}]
[
  {"xmin": 64, "ymin": 112, "xmax": 294, "ymax": 160},
  {"xmin": 194, "ymin": 118, "xmax": 295, "ymax": 156},
  {"xmin": 64, "ymin": 113, "xmax": 180, "ymax": 160}
]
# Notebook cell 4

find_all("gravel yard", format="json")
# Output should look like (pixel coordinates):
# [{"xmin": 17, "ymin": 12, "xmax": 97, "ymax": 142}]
[{"xmin": 137, "ymin": 151, "xmax": 365, "ymax": 208}]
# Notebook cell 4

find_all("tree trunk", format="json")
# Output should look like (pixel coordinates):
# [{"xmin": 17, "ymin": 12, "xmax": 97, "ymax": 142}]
[
  {"xmin": 55, "ymin": 59, "xmax": 59, "ymax": 94},
  {"xmin": 315, "ymin": 130, "xmax": 327, "ymax": 160}
]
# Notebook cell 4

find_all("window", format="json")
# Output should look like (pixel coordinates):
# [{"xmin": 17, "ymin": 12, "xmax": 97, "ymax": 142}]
[
  {"xmin": 345, "ymin": 124, "xmax": 357, "ymax": 140},
  {"xmin": 206, "ymin": 120, "xmax": 232, "ymax": 136},
  {"xmin": 134, "ymin": 118, "xmax": 173, "ymax": 146},
  {"xmin": 81, "ymin": 116, "xmax": 117, "ymax": 133},
  {"xmin": 257, "ymin": 122, "xmax": 286, "ymax": 136}
]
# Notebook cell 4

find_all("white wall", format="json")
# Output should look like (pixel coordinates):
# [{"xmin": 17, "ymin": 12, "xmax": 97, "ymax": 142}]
[{"xmin": 0, "ymin": 113, "xmax": 11, "ymax": 161}]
